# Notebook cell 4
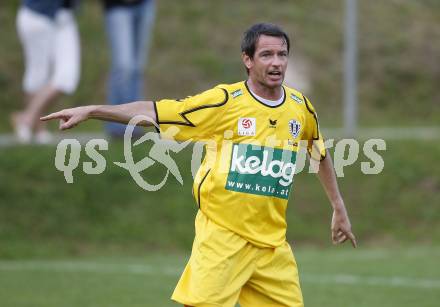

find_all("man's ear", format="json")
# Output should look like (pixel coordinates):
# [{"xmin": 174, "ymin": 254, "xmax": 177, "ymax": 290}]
[{"xmin": 242, "ymin": 52, "xmax": 253, "ymax": 70}]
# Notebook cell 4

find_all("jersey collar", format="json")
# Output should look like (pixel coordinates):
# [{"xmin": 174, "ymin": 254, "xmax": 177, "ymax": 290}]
[{"xmin": 244, "ymin": 80, "xmax": 286, "ymax": 109}]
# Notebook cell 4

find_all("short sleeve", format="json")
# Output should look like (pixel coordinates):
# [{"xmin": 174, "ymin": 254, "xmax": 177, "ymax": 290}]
[
  {"xmin": 154, "ymin": 87, "xmax": 228, "ymax": 141},
  {"xmin": 301, "ymin": 96, "xmax": 327, "ymax": 161}
]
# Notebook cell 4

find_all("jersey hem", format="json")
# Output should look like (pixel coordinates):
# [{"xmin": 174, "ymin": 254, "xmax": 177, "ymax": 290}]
[{"xmin": 201, "ymin": 210, "xmax": 286, "ymax": 249}]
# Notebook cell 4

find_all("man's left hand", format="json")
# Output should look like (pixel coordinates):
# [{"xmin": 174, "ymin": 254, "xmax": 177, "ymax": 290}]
[{"xmin": 331, "ymin": 206, "xmax": 357, "ymax": 248}]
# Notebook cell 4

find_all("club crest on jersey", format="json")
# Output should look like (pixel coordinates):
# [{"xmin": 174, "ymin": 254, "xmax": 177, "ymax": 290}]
[
  {"xmin": 231, "ymin": 89, "xmax": 243, "ymax": 98},
  {"xmin": 238, "ymin": 117, "xmax": 256, "ymax": 136},
  {"xmin": 288, "ymin": 120, "xmax": 301, "ymax": 138},
  {"xmin": 290, "ymin": 93, "xmax": 303, "ymax": 104}
]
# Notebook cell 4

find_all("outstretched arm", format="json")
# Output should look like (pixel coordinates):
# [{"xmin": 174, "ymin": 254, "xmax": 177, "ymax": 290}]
[
  {"xmin": 40, "ymin": 101, "xmax": 156, "ymax": 130},
  {"xmin": 317, "ymin": 151, "xmax": 357, "ymax": 248}
]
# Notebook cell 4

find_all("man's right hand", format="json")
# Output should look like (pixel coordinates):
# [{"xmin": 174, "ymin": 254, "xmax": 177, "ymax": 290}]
[{"xmin": 40, "ymin": 106, "xmax": 95, "ymax": 130}]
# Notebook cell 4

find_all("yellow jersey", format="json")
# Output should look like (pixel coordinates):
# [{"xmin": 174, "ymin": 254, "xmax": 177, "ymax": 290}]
[{"xmin": 155, "ymin": 81, "xmax": 325, "ymax": 248}]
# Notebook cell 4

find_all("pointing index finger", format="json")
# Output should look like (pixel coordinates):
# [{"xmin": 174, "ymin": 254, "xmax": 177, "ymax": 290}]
[
  {"xmin": 346, "ymin": 231, "xmax": 357, "ymax": 248},
  {"xmin": 40, "ymin": 111, "xmax": 64, "ymax": 122}
]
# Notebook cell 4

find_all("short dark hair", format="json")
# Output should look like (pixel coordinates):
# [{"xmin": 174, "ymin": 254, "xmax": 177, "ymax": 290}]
[{"xmin": 241, "ymin": 23, "xmax": 290, "ymax": 58}]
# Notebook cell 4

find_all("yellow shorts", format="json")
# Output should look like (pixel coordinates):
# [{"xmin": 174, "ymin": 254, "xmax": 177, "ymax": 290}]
[{"xmin": 172, "ymin": 211, "xmax": 304, "ymax": 307}]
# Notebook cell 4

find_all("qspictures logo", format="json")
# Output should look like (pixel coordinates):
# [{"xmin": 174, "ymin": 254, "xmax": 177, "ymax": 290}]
[
  {"xmin": 225, "ymin": 144, "xmax": 296, "ymax": 199},
  {"xmin": 53, "ymin": 115, "xmax": 387, "ymax": 191}
]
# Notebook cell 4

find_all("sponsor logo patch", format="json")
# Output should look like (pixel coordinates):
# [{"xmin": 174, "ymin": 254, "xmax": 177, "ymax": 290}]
[
  {"xmin": 290, "ymin": 93, "xmax": 303, "ymax": 104},
  {"xmin": 231, "ymin": 89, "xmax": 243, "ymax": 98},
  {"xmin": 288, "ymin": 120, "xmax": 301, "ymax": 138},
  {"xmin": 269, "ymin": 119, "xmax": 277, "ymax": 128},
  {"xmin": 225, "ymin": 144, "xmax": 297, "ymax": 199},
  {"xmin": 238, "ymin": 117, "xmax": 256, "ymax": 136}
]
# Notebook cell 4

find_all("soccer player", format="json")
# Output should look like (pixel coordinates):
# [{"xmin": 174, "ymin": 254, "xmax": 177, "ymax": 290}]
[{"xmin": 42, "ymin": 23, "xmax": 356, "ymax": 307}]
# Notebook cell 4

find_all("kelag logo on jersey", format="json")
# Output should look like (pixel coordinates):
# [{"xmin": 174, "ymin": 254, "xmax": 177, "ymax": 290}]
[{"xmin": 225, "ymin": 144, "xmax": 296, "ymax": 199}]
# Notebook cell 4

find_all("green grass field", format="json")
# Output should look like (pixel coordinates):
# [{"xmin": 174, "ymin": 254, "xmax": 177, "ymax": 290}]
[
  {"xmin": 1, "ymin": 139, "xmax": 440, "ymax": 259},
  {"xmin": 1, "ymin": 139, "xmax": 439, "ymax": 305},
  {"xmin": 1, "ymin": 247, "xmax": 439, "ymax": 307}
]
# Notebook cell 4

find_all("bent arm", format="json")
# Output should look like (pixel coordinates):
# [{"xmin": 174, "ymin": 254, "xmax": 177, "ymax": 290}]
[
  {"xmin": 316, "ymin": 151, "xmax": 357, "ymax": 247},
  {"xmin": 41, "ymin": 101, "xmax": 157, "ymax": 130}
]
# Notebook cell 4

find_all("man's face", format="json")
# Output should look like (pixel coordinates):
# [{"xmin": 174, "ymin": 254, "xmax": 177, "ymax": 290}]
[{"xmin": 243, "ymin": 35, "xmax": 289, "ymax": 89}]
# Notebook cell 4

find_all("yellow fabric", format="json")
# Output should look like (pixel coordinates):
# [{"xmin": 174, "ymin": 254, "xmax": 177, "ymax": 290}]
[
  {"xmin": 171, "ymin": 211, "xmax": 304, "ymax": 307},
  {"xmin": 155, "ymin": 81, "xmax": 325, "ymax": 248}
]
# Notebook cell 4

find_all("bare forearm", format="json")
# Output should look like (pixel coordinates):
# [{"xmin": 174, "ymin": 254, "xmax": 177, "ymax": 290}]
[
  {"xmin": 317, "ymin": 151, "xmax": 345, "ymax": 210},
  {"xmin": 317, "ymin": 150, "xmax": 357, "ymax": 247},
  {"xmin": 89, "ymin": 101, "xmax": 156, "ymax": 126}
]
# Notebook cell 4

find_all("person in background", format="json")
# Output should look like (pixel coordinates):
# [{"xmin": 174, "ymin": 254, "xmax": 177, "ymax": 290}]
[
  {"xmin": 101, "ymin": 0, "xmax": 156, "ymax": 137},
  {"xmin": 12, "ymin": 0, "xmax": 81, "ymax": 144}
]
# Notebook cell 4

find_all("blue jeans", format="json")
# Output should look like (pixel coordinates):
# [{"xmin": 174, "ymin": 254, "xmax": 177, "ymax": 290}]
[{"xmin": 104, "ymin": 0, "xmax": 156, "ymax": 136}]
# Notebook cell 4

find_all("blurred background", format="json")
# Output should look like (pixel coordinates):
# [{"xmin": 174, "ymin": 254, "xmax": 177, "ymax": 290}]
[{"xmin": 0, "ymin": 0, "xmax": 439, "ymax": 306}]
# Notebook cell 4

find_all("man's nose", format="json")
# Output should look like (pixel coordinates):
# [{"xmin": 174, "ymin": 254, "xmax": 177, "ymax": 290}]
[{"xmin": 271, "ymin": 55, "xmax": 283, "ymax": 67}]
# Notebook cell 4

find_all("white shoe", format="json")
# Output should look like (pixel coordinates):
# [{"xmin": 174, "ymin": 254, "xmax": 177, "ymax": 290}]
[
  {"xmin": 35, "ymin": 130, "xmax": 53, "ymax": 144},
  {"xmin": 15, "ymin": 124, "xmax": 32, "ymax": 144}
]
